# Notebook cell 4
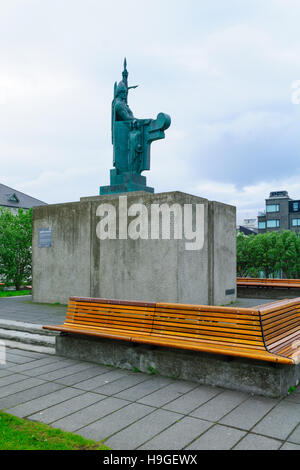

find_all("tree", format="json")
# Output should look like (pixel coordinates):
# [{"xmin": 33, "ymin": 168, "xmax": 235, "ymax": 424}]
[
  {"xmin": 236, "ymin": 229, "xmax": 300, "ymax": 279},
  {"xmin": 0, "ymin": 208, "xmax": 32, "ymax": 290}
]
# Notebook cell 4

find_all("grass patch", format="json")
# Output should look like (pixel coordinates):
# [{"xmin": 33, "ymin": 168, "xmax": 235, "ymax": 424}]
[
  {"xmin": 0, "ymin": 290, "xmax": 30, "ymax": 298},
  {"xmin": 0, "ymin": 411, "xmax": 111, "ymax": 450}
]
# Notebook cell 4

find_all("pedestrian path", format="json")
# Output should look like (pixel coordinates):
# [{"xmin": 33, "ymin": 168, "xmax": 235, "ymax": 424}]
[
  {"xmin": 1, "ymin": 294, "xmax": 299, "ymax": 450},
  {"xmin": 0, "ymin": 295, "xmax": 66, "ymax": 325},
  {"xmin": 1, "ymin": 346, "xmax": 300, "ymax": 450}
]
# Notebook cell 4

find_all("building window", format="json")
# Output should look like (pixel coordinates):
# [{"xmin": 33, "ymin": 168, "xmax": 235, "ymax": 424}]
[
  {"xmin": 258, "ymin": 221, "xmax": 266, "ymax": 229},
  {"xmin": 267, "ymin": 219, "xmax": 280, "ymax": 228},
  {"xmin": 266, "ymin": 204, "xmax": 279, "ymax": 213},
  {"xmin": 292, "ymin": 219, "xmax": 300, "ymax": 227},
  {"xmin": 293, "ymin": 202, "xmax": 299, "ymax": 212}
]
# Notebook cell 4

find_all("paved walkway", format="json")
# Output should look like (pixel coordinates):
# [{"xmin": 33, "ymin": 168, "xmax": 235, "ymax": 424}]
[
  {"xmin": 1, "ymin": 347, "xmax": 300, "ymax": 450},
  {"xmin": 0, "ymin": 296, "xmax": 66, "ymax": 325},
  {"xmin": 1, "ymin": 295, "xmax": 300, "ymax": 450}
]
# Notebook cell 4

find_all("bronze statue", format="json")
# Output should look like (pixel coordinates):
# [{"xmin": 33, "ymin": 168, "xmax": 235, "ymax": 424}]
[{"xmin": 100, "ymin": 58, "xmax": 171, "ymax": 195}]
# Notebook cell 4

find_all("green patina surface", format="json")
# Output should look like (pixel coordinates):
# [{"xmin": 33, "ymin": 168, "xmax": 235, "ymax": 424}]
[{"xmin": 100, "ymin": 59, "xmax": 171, "ymax": 195}]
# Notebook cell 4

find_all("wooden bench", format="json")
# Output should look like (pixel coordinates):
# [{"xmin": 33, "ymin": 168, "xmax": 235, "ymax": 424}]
[
  {"xmin": 43, "ymin": 296, "xmax": 300, "ymax": 365},
  {"xmin": 237, "ymin": 277, "xmax": 300, "ymax": 289}
]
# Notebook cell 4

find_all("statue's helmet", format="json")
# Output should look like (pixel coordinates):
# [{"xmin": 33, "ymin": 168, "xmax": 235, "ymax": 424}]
[{"xmin": 116, "ymin": 80, "xmax": 127, "ymax": 97}]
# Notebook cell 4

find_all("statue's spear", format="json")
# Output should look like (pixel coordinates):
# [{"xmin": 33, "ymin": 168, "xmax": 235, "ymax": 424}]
[{"xmin": 122, "ymin": 58, "xmax": 138, "ymax": 103}]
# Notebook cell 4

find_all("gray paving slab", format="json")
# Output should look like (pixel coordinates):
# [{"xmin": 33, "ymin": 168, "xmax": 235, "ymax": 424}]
[
  {"xmin": 0, "ymin": 382, "xmax": 65, "ymax": 410},
  {"xmin": 139, "ymin": 416, "xmax": 213, "ymax": 450},
  {"xmin": 28, "ymin": 392, "xmax": 105, "ymax": 424},
  {"xmin": 78, "ymin": 402, "xmax": 155, "ymax": 441},
  {"xmin": 53, "ymin": 364, "xmax": 110, "ymax": 386},
  {"xmin": 281, "ymin": 442, "xmax": 300, "ymax": 450},
  {"xmin": 115, "ymin": 376, "xmax": 172, "ymax": 401},
  {"xmin": 72, "ymin": 369, "xmax": 130, "ymax": 391},
  {"xmin": 6, "ymin": 352, "xmax": 38, "ymax": 364},
  {"xmin": 186, "ymin": 424, "xmax": 246, "ymax": 450},
  {"xmin": 190, "ymin": 390, "xmax": 250, "ymax": 422},
  {"xmin": 51, "ymin": 396, "xmax": 130, "ymax": 432},
  {"xmin": 6, "ymin": 387, "xmax": 85, "ymax": 417},
  {"xmin": 252, "ymin": 402, "xmax": 300, "ymax": 440},
  {"xmin": 38, "ymin": 362, "xmax": 97, "ymax": 381},
  {"xmin": 0, "ymin": 377, "xmax": 46, "ymax": 398},
  {"xmin": 6, "ymin": 356, "xmax": 67, "ymax": 373},
  {"xmin": 0, "ymin": 369, "xmax": 15, "ymax": 378},
  {"xmin": 0, "ymin": 373, "xmax": 29, "ymax": 388},
  {"xmin": 92, "ymin": 372, "xmax": 151, "ymax": 396},
  {"xmin": 287, "ymin": 423, "xmax": 300, "ymax": 445},
  {"xmin": 137, "ymin": 380, "xmax": 198, "ymax": 407},
  {"xmin": 105, "ymin": 408, "xmax": 183, "ymax": 450},
  {"xmin": 233, "ymin": 433, "xmax": 282, "ymax": 450},
  {"xmin": 0, "ymin": 361, "xmax": 15, "ymax": 368},
  {"xmin": 7, "ymin": 348, "xmax": 50, "ymax": 359},
  {"xmin": 162, "ymin": 385, "xmax": 222, "ymax": 415},
  {"xmin": 284, "ymin": 393, "xmax": 300, "ymax": 404},
  {"xmin": 0, "ymin": 296, "xmax": 67, "ymax": 325},
  {"xmin": 219, "ymin": 396, "xmax": 279, "ymax": 431},
  {"xmin": 20, "ymin": 359, "xmax": 78, "ymax": 377}
]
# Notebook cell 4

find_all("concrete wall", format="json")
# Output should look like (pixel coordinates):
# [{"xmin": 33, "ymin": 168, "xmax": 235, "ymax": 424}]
[{"xmin": 32, "ymin": 191, "xmax": 236, "ymax": 306}]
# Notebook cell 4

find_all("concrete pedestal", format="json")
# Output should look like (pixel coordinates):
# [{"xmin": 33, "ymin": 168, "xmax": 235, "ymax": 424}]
[
  {"xmin": 32, "ymin": 191, "xmax": 236, "ymax": 305},
  {"xmin": 56, "ymin": 334, "xmax": 300, "ymax": 398}
]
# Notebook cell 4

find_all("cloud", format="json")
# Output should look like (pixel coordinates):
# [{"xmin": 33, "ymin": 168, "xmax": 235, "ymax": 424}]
[
  {"xmin": 0, "ymin": 0, "xmax": 300, "ymax": 224},
  {"xmin": 193, "ymin": 174, "xmax": 300, "ymax": 225}
]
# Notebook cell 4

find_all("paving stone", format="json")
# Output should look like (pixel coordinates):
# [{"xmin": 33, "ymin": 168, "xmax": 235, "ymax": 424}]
[
  {"xmin": 53, "ymin": 365, "xmax": 110, "ymax": 386},
  {"xmin": 280, "ymin": 442, "xmax": 300, "ymax": 450},
  {"xmin": 233, "ymin": 433, "xmax": 282, "ymax": 450},
  {"xmin": 0, "ymin": 373, "xmax": 29, "ymax": 388},
  {"xmin": 285, "ymin": 423, "xmax": 300, "ymax": 445},
  {"xmin": 92, "ymin": 373, "xmax": 151, "ymax": 395},
  {"xmin": 28, "ymin": 392, "xmax": 105, "ymax": 424},
  {"xmin": 6, "ymin": 387, "xmax": 84, "ymax": 417},
  {"xmin": 21, "ymin": 359, "xmax": 78, "ymax": 377},
  {"xmin": 163, "ymin": 385, "xmax": 222, "ymax": 414},
  {"xmin": 0, "ymin": 361, "xmax": 15, "ymax": 368},
  {"xmin": 0, "ymin": 296, "xmax": 66, "ymax": 325},
  {"xmin": 219, "ymin": 396, "xmax": 278, "ymax": 431},
  {"xmin": 186, "ymin": 424, "xmax": 246, "ymax": 450},
  {"xmin": 51, "ymin": 396, "xmax": 129, "ymax": 432},
  {"xmin": 105, "ymin": 409, "xmax": 182, "ymax": 450},
  {"xmin": 0, "ymin": 377, "xmax": 45, "ymax": 398},
  {"xmin": 252, "ymin": 402, "xmax": 300, "ymax": 440},
  {"xmin": 0, "ymin": 369, "xmax": 15, "ymax": 378},
  {"xmin": 7, "ymin": 356, "xmax": 66, "ymax": 373},
  {"xmin": 72, "ymin": 369, "xmax": 130, "ymax": 391},
  {"xmin": 190, "ymin": 390, "xmax": 249, "ymax": 422},
  {"xmin": 0, "ymin": 382, "xmax": 65, "ymax": 410},
  {"xmin": 38, "ymin": 362, "xmax": 97, "ymax": 381},
  {"xmin": 139, "ymin": 416, "xmax": 213, "ymax": 450},
  {"xmin": 137, "ymin": 381, "xmax": 198, "ymax": 407},
  {"xmin": 78, "ymin": 402, "xmax": 155, "ymax": 441},
  {"xmin": 6, "ymin": 348, "xmax": 49, "ymax": 359},
  {"xmin": 284, "ymin": 394, "xmax": 300, "ymax": 404},
  {"xmin": 115, "ymin": 376, "xmax": 172, "ymax": 401},
  {"xmin": 6, "ymin": 353, "xmax": 38, "ymax": 364}
]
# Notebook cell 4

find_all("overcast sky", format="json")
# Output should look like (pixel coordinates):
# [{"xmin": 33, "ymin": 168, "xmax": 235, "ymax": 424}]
[{"xmin": 1, "ymin": 0, "xmax": 300, "ymax": 223}]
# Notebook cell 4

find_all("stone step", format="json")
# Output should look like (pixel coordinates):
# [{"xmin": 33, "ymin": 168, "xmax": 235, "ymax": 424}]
[
  {"xmin": 0, "ymin": 328, "xmax": 56, "ymax": 348},
  {"xmin": 4, "ymin": 339, "xmax": 55, "ymax": 355},
  {"xmin": 0, "ymin": 319, "xmax": 58, "ymax": 336}
]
